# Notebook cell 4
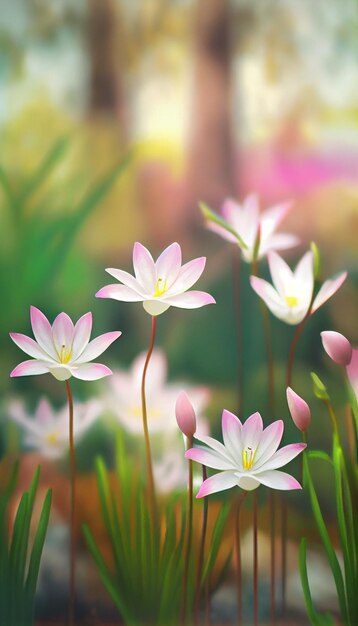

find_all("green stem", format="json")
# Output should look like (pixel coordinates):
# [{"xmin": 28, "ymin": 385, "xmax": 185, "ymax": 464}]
[
  {"xmin": 141, "ymin": 316, "xmax": 157, "ymax": 518},
  {"xmin": 65, "ymin": 380, "xmax": 76, "ymax": 626},
  {"xmin": 182, "ymin": 435, "xmax": 194, "ymax": 624},
  {"xmin": 194, "ymin": 466, "xmax": 209, "ymax": 625},
  {"xmin": 323, "ymin": 399, "xmax": 340, "ymax": 441}
]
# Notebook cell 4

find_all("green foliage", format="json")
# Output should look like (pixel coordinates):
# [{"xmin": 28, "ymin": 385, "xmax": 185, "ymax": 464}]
[
  {"xmin": 84, "ymin": 436, "xmax": 230, "ymax": 626},
  {"xmin": 0, "ymin": 464, "xmax": 52, "ymax": 626}
]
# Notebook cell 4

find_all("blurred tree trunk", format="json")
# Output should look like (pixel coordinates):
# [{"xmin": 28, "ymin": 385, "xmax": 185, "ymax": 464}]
[
  {"xmin": 87, "ymin": 0, "xmax": 126, "ymax": 131},
  {"xmin": 187, "ymin": 0, "xmax": 235, "ymax": 213}
]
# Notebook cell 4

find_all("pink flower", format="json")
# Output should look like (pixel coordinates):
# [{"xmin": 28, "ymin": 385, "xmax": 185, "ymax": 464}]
[
  {"xmin": 10, "ymin": 306, "xmax": 121, "ymax": 381},
  {"xmin": 186, "ymin": 410, "xmax": 306, "ymax": 497},
  {"xmin": 286, "ymin": 387, "xmax": 311, "ymax": 432},
  {"xmin": 7, "ymin": 397, "xmax": 102, "ymax": 459},
  {"xmin": 175, "ymin": 391, "xmax": 197, "ymax": 438},
  {"xmin": 96, "ymin": 241, "xmax": 215, "ymax": 316},
  {"xmin": 202, "ymin": 194, "xmax": 298, "ymax": 262},
  {"xmin": 347, "ymin": 348, "xmax": 358, "ymax": 400},
  {"xmin": 321, "ymin": 330, "xmax": 352, "ymax": 367},
  {"xmin": 250, "ymin": 250, "xmax": 347, "ymax": 325}
]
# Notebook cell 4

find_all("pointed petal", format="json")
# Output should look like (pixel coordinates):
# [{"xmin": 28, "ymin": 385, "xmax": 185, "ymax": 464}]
[
  {"xmin": 96, "ymin": 284, "xmax": 144, "ymax": 301},
  {"xmin": 131, "ymin": 350, "xmax": 167, "ymax": 392},
  {"xmin": 155, "ymin": 242, "xmax": 182, "ymax": 287},
  {"xmin": 30, "ymin": 306, "xmax": 57, "ymax": 359},
  {"xmin": 222, "ymin": 409, "xmax": 243, "ymax": 460},
  {"xmin": 7, "ymin": 400, "xmax": 43, "ymax": 434},
  {"xmin": 71, "ymin": 363, "xmax": 113, "ymax": 380},
  {"xmin": 75, "ymin": 331, "xmax": 121, "ymax": 363},
  {"xmin": 242, "ymin": 412, "xmax": 263, "ymax": 450},
  {"xmin": 105, "ymin": 268, "xmax": 146, "ymax": 295},
  {"xmin": 10, "ymin": 360, "xmax": 49, "ymax": 377},
  {"xmin": 268, "ymin": 251, "xmax": 294, "ymax": 297},
  {"xmin": 52, "ymin": 312, "xmax": 74, "ymax": 354},
  {"xmin": 260, "ymin": 443, "xmax": 306, "ymax": 471},
  {"xmin": 207, "ymin": 221, "xmax": 237, "ymax": 243},
  {"xmin": 193, "ymin": 433, "xmax": 234, "ymax": 460},
  {"xmin": 294, "ymin": 252, "xmax": 314, "ymax": 304},
  {"xmin": 133, "ymin": 242, "xmax": 156, "ymax": 291},
  {"xmin": 196, "ymin": 471, "xmax": 238, "ymax": 498},
  {"xmin": 254, "ymin": 420, "xmax": 284, "ymax": 468},
  {"xmin": 260, "ymin": 202, "xmax": 292, "ymax": 239},
  {"xmin": 250, "ymin": 276, "xmax": 283, "ymax": 315},
  {"xmin": 164, "ymin": 291, "xmax": 215, "ymax": 309},
  {"xmin": 259, "ymin": 233, "xmax": 299, "ymax": 257},
  {"xmin": 9, "ymin": 333, "xmax": 51, "ymax": 361},
  {"xmin": 36, "ymin": 398, "xmax": 54, "ymax": 425},
  {"xmin": 311, "ymin": 272, "xmax": 347, "ymax": 314},
  {"xmin": 71, "ymin": 312, "xmax": 93, "ymax": 360},
  {"xmin": 167, "ymin": 257, "xmax": 206, "ymax": 294},
  {"xmin": 253, "ymin": 469, "xmax": 302, "ymax": 490},
  {"xmin": 185, "ymin": 446, "xmax": 236, "ymax": 470}
]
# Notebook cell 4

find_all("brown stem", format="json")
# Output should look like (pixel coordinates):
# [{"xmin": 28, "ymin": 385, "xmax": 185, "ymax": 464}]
[
  {"xmin": 235, "ymin": 490, "xmax": 248, "ymax": 626},
  {"xmin": 253, "ymin": 491, "xmax": 258, "ymax": 626},
  {"xmin": 65, "ymin": 380, "xmax": 76, "ymax": 626},
  {"xmin": 141, "ymin": 315, "xmax": 157, "ymax": 517},
  {"xmin": 194, "ymin": 466, "xmax": 209, "ymax": 625},
  {"xmin": 232, "ymin": 249, "xmax": 244, "ymax": 415},
  {"xmin": 269, "ymin": 491, "xmax": 276, "ymax": 626},
  {"xmin": 280, "ymin": 495, "xmax": 287, "ymax": 618},
  {"xmin": 182, "ymin": 435, "xmax": 194, "ymax": 624}
]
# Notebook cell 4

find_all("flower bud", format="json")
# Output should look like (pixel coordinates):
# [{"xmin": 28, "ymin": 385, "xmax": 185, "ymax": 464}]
[
  {"xmin": 175, "ymin": 391, "xmax": 197, "ymax": 437},
  {"xmin": 310, "ymin": 372, "xmax": 330, "ymax": 401},
  {"xmin": 321, "ymin": 330, "xmax": 352, "ymax": 367},
  {"xmin": 286, "ymin": 387, "xmax": 311, "ymax": 432}
]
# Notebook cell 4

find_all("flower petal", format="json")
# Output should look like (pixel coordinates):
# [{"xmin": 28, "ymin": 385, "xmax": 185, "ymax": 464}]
[
  {"xmin": 311, "ymin": 272, "xmax": 347, "ymax": 314},
  {"xmin": 268, "ymin": 251, "xmax": 294, "ymax": 297},
  {"xmin": 164, "ymin": 291, "xmax": 216, "ymax": 309},
  {"xmin": 75, "ymin": 331, "xmax": 121, "ymax": 363},
  {"xmin": 254, "ymin": 420, "xmax": 284, "ymax": 468},
  {"xmin": 260, "ymin": 202, "xmax": 292, "ymax": 239},
  {"xmin": 185, "ymin": 446, "xmax": 236, "ymax": 470},
  {"xmin": 143, "ymin": 300, "xmax": 171, "ymax": 316},
  {"xmin": 242, "ymin": 412, "xmax": 263, "ymax": 450},
  {"xmin": 207, "ymin": 221, "xmax": 237, "ymax": 244},
  {"xmin": 10, "ymin": 360, "xmax": 49, "ymax": 377},
  {"xmin": 193, "ymin": 433, "xmax": 232, "ymax": 459},
  {"xmin": 30, "ymin": 306, "xmax": 58, "ymax": 359},
  {"xmin": 52, "ymin": 312, "xmax": 74, "ymax": 354},
  {"xmin": 222, "ymin": 409, "xmax": 243, "ymax": 460},
  {"xmin": 250, "ymin": 277, "xmax": 283, "ymax": 315},
  {"xmin": 294, "ymin": 251, "xmax": 314, "ymax": 304},
  {"xmin": 7, "ymin": 400, "xmax": 43, "ymax": 434},
  {"xmin": 133, "ymin": 242, "xmax": 156, "ymax": 291},
  {"xmin": 72, "ymin": 312, "xmax": 93, "ymax": 360},
  {"xmin": 253, "ymin": 469, "xmax": 302, "ymax": 490},
  {"xmin": 155, "ymin": 242, "xmax": 182, "ymax": 287},
  {"xmin": 105, "ymin": 268, "xmax": 146, "ymax": 295},
  {"xmin": 259, "ymin": 233, "xmax": 299, "ymax": 257},
  {"xmin": 9, "ymin": 333, "xmax": 51, "ymax": 361},
  {"xmin": 196, "ymin": 471, "xmax": 238, "ymax": 498},
  {"xmin": 71, "ymin": 363, "xmax": 113, "ymax": 380},
  {"xmin": 167, "ymin": 257, "xmax": 206, "ymax": 295},
  {"xmin": 259, "ymin": 443, "xmax": 306, "ymax": 471},
  {"xmin": 96, "ymin": 284, "xmax": 144, "ymax": 301}
]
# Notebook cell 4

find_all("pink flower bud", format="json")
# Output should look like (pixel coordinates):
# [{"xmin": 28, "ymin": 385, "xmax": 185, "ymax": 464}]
[
  {"xmin": 321, "ymin": 330, "xmax": 352, "ymax": 367},
  {"xmin": 286, "ymin": 387, "xmax": 311, "ymax": 432},
  {"xmin": 175, "ymin": 391, "xmax": 197, "ymax": 437}
]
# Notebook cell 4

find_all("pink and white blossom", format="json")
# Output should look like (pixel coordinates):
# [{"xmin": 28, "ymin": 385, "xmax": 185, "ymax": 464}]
[
  {"xmin": 286, "ymin": 387, "xmax": 311, "ymax": 432},
  {"xmin": 96, "ymin": 242, "xmax": 215, "ymax": 316},
  {"xmin": 321, "ymin": 330, "xmax": 352, "ymax": 367},
  {"xmin": 250, "ymin": 250, "xmax": 347, "ymax": 325},
  {"xmin": 7, "ymin": 397, "xmax": 103, "ymax": 459},
  {"xmin": 10, "ymin": 306, "xmax": 121, "ymax": 381},
  {"xmin": 107, "ymin": 350, "xmax": 210, "ymax": 436},
  {"xmin": 175, "ymin": 391, "xmax": 197, "ymax": 438},
  {"xmin": 203, "ymin": 194, "xmax": 298, "ymax": 262},
  {"xmin": 185, "ymin": 410, "xmax": 306, "ymax": 497}
]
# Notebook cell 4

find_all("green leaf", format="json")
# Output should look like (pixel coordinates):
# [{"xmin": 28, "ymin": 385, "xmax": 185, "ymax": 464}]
[
  {"xmin": 299, "ymin": 538, "xmax": 334, "ymax": 626},
  {"xmin": 25, "ymin": 489, "xmax": 52, "ymax": 606},
  {"xmin": 201, "ymin": 502, "xmax": 229, "ymax": 585},
  {"xmin": 307, "ymin": 450, "xmax": 332, "ymax": 464},
  {"xmin": 199, "ymin": 201, "xmax": 248, "ymax": 249}
]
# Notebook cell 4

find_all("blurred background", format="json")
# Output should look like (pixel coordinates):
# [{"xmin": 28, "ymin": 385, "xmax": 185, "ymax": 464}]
[{"xmin": 1, "ymin": 0, "xmax": 358, "ymax": 624}]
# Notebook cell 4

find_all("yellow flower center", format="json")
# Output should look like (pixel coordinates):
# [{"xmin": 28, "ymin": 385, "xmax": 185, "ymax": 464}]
[
  {"xmin": 130, "ymin": 405, "xmax": 162, "ymax": 420},
  {"xmin": 154, "ymin": 278, "xmax": 168, "ymax": 297},
  {"xmin": 46, "ymin": 432, "xmax": 59, "ymax": 445},
  {"xmin": 285, "ymin": 295, "xmax": 298, "ymax": 308},
  {"xmin": 59, "ymin": 344, "xmax": 72, "ymax": 364},
  {"xmin": 242, "ymin": 447, "xmax": 256, "ymax": 470}
]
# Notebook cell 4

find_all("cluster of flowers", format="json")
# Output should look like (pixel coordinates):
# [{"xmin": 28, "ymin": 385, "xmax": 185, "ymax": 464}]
[{"xmin": 9, "ymin": 194, "xmax": 355, "ymax": 497}]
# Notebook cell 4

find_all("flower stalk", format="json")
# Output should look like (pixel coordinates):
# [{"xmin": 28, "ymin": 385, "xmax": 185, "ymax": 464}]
[
  {"xmin": 65, "ymin": 380, "xmax": 76, "ymax": 626},
  {"xmin": 194, "ymin": 465, "xmax": 209, "ymax": 626},
  {"xmin": 182, "ymin": 434, "xmax": 194, "ymax": 624},
  {"xmin": 253, "ymin": 491, "xmax": 259, "ymax": 626},
  {"xmin": 141, "ymin": 316, "xmax": 157, "ymax": 518},
  {"xmin": 235, "ymin": 490, "xmax": 248, "ymax": 626}
]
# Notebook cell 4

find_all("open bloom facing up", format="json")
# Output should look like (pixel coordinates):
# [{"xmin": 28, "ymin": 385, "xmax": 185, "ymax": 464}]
[
  {"xmin": 10, "ymin": 307, "xmax": 121, "ymax": 381},
  {"xmin": 186, "ymin": 410, "xmax": 306, "ymax": 497},
  {"xmin": 203, "ymin": 194, "xmax": 298, "ymax": 262},
  {"xmin": 96, "ymin": 241, "xmax": 215, "ymax": 316},
  {"xmin": 7, "ymin": 397, "xmax": 102, "ymax": 459},
  {"xmin": 108, "ymin": 350, "xmax": 210, "ymax": 436},
  {"xmin": 250, "ymin": 250, "xmax": 347, "ymax": 325}
]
